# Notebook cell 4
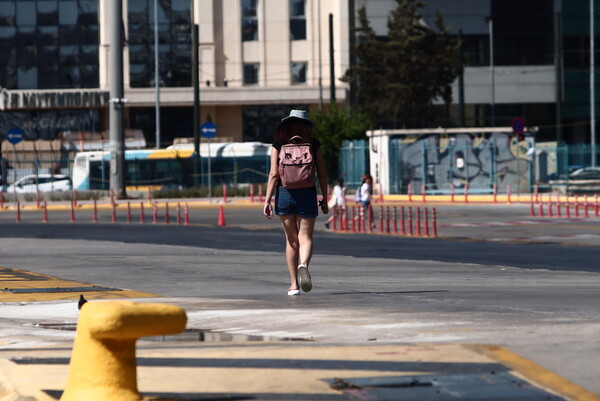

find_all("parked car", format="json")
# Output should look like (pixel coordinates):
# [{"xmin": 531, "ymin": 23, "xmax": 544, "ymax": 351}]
[{"xmin": 4, "ymin": 174, "xmax": 71, "ymax": 193}]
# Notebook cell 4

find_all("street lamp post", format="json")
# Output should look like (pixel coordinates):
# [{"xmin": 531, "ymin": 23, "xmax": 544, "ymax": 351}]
[
  {"xmin": 154, "ymin": 0, "xmax": 161, "ymax": 149},
  {"xmin": 591, "ymin": 0, "xmax": 597, "ymax": 166},
  {"xmin": 487, "ymin": 17, "xmax": 495, "ymax": 126}
]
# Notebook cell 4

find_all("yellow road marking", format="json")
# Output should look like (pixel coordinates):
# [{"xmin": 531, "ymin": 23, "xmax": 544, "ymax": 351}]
[
  {"xmin": 0, "ymin": 266, "xmax": 159, "ymax": 302},
  {"xmin": 471, "ymin": 345, "xmax": 600, "ymax": 401}
]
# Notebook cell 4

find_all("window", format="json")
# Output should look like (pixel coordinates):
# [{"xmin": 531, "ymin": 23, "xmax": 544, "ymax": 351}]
[
  {"xmin": 243, "ymin": 62, "xmax": 259, "ymax": 85},
  {"xmin": 242, "ymin": 0, "xmax": 257, "ymax": 41},
  {"xmin": 291, "ymin": 62, "xmax": 306, "ymax": 84},
  {"xmin": 289, "ymin": 0, "xmax": 306, "ymax": 40},
  {"xmin": 0, "ymin": 0, "xmax": 99, "ymax": 89},
  {"xmin": 127, "ymin": 0, "xmax": 191, "ymax": 88}
]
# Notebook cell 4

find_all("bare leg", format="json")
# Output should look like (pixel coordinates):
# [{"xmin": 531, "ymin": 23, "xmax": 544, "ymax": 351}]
[
  {"xmin": 279, "ymin": 215, "xmax": 300, "ymax": 290},
  {"xmin": 297, "ymin": 217, "xmax": 316, "ymax": 267}
]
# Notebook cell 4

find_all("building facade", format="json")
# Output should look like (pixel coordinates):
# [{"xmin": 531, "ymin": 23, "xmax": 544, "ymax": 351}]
[{"xmin": 0, "ymin": 0, "xmax": 597, "ymax": 147}]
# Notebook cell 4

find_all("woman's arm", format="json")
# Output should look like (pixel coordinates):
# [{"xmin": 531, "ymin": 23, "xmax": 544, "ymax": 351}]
[
  {"xmin": 263, "ymin": 148, "xmax": 280, "ymax": 218},
  {"xmin": 315, "ymin": 148, "xmax": 329, "ymax": 214}
]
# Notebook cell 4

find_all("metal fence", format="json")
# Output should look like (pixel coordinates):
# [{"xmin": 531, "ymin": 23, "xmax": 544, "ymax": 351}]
[
  {"xmin": 338, "ymin": 140, "xmax": 369, "ymax": 190},
  {"xmin": 339, "ymin": 137, "xmax": 600, "ymax": 195}
]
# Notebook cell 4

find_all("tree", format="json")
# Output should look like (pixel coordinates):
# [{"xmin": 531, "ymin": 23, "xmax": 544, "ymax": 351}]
[
  {"xmin": 311, "ymin": 105, "xmax": 370, "ymax": 180},
  {"xmin": 344, "ymin": 0, "xmax": 462, "ymax": 128}
]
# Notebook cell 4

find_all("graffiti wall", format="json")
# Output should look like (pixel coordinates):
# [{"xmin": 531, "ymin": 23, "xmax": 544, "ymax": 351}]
[{"xmin": 370, "ymin": 131, "xmax": 534, "ymax": 195}]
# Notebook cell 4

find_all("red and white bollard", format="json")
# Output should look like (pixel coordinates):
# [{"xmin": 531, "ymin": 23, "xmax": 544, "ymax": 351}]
[
  {"xmin": 432, "ymin": 208, "xmax": 438, "ymax": 238},
  {"xmin": 595, "ymin": 194, "xmax": 599, "ymax": 218},
  {"xmin": 70, "ymin": 200, "xmax": 75, "ymax": 223},
  {"xmin": 126, "ymin": 201, "xmax": 132, "ymax": 223},
  {"xmin": 400, "ymin": 206, "xmax": 406, "ymax": 236},
  {"xmin": 258, "ymin": 184, "xmax": 264, "ymax": 203},
  {"xmin": 450, "ymin": 183, "xmax": 455, "ymax": 203},
  {"xmin": 140, "ymin": 202, "xmax": 145, "ymax": 224},
  {"xmin": 184, "ymin": 203, "xmax": 190, "ymax": 225},
  {"xmin": 153, "ymin": 202, "xmax": 158, "ymax": 224},
  {"xmin": 16, "ymin": 201, "xmax": 20, "ymax": 223},
  {"xmin": 506, "ymin": 184, "xmax": 512, "ymax": 204},
  {"xmin": 177, "ymin": 203, "xmax": 182, "ymax": 224},
  {"xmin": 584, "ymin": 195, "xmax": 590, "ymax": 218},
  {"xmin": 164, "ymin": 202, "xmax": 170, "ymax": 224},
  {"xmin": 421, "ymin": 184, "xmax": 426, "ymax": 203},
  {"xmin": 43, "ymin": 200, "xmax": 48, "ymax": 223},
  {"xmin": 407, "ymin": 183, "xmax": 413, "ymax": 202},
  {"xmin": 386, "ymin": 206, "xmax": 391, "ymax": 233},
  {"xmin": 393, "ymin": 206, "xmax": 398, "ymax": 234},
  {"xmin": 250, "ymin": 184, "xmax": 255, "ymax": 203},
  {"xmin": 407, "ymin": 207, "xmax": 413, "ymax": 236},
  {"xmin": 416, "ymin": 207, "xmax": 422, "ymax": 237},
  {"xmin": 424, "ymin": 207, "xmax": 430, "ymax": 237},
  {"xmin": 93, "ymin": 199, "xmax": 98, "ymax": 223},
  {"xmin": 493, "ymin": 183, "xmax": 498, "ymax": 204},
  {"xmin": 111, "ymin": 200, "xmax": 117, "ymax": 223},
  {"xmin": 464, "ymin": 183, "xmax": 469, "ymax": 204},
  {"xmin": 222, "ymin": 184, "xmax": 228, "ymax": 204}
]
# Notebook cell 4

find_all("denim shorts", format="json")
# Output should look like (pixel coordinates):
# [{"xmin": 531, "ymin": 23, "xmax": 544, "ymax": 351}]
[{"xmin": 275, "ymin": 186, "xmax": 318, "ymax": 218}]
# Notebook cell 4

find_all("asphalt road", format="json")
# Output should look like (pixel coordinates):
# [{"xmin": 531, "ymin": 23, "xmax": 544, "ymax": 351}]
[{"xmin": 0, "ymin": 201, "xmax": 598, "ymax": 395}]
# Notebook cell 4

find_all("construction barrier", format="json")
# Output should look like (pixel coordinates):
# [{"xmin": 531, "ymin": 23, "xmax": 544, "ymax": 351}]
[{"xmin": 330, "ymin": 204, "xmax": 438, "ymax": 238}]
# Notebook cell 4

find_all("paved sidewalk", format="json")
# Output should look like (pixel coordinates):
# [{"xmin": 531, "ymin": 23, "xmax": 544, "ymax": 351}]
[{"xmin": 0, "ymin": 338, "xmax": 592, "ymax": 401}]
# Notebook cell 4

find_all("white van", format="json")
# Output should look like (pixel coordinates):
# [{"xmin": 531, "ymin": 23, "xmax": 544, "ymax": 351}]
[{"xmin": 5, "ymin": 174, "xmax": 71, "ymax": 193}]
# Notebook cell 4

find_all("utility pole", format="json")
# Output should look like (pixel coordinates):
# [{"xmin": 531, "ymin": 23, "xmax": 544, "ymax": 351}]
[
  {"xmin": 591, "ymin": 0, "xmax": 597, "ymax": 166},
  {"xmin": 154, "ymin": 0, "xmax": 161, "ymax": 149},
  {"xmin": 329, "ymin": 13, "xmax": 335, "ymax": 104},
  {"xmin": 109, "ymin": 0, "xmax": 126, "ymax": 198},
  {"xmin": 317, "ymin": 0, "xmax": 323, "ymax": 109},
  {"xmin": 487, "ymin": 17, "xmax": 495, "ymax": 126}
]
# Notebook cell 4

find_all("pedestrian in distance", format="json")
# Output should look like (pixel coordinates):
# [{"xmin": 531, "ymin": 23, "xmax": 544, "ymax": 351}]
[
  {"xmin": 355, "ymin": 174, "xmax": 374, "ymax": 229},
  {"xmin": 324, "ymin": 178, "xmax": 346, "ymax": 229},
  {"xmin": 263, "ymin": 110, "xmax": 329, "ymax": 296}
]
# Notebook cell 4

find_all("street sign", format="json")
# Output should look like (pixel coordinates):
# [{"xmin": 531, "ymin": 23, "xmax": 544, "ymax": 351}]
[
  {"xmin": 6, "ymin": 127, "xmax": 24, "ymax": 145},
  {"xmin": 200, "ymin": 122, "xmax": 217, "ymax": 139},
  {"xmin": 511, "ymin": 117, "xmax": 525, "ymax": 135}
]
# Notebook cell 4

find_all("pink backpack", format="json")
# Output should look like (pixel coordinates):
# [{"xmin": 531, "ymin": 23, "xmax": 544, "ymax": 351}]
[{"xmin": 278, "ymin": 136, "xmax": 316, "ymax": 189}]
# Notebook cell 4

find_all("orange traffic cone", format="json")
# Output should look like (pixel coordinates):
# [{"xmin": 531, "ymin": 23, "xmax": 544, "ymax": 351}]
[{"xmin": 218, "ymin": 205, "xmax": 226, "ymax": 226}]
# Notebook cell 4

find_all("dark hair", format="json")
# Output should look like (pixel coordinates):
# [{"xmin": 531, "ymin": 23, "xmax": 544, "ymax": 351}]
[
  {"xmin": 274, "ymin": 118, "xmax": 313, "ymax": 145},
  {"xmin": 337, "ymin": 178, "xmax": 344, "ymax": 187},
  {"xmin": 361, "ymin": 174, "xmax": 372, "ymax": 184}
]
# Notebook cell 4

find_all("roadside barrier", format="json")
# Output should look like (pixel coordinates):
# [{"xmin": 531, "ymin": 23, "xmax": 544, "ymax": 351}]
[
  {"xmin": 184, "ymin": 203, "xmax": 190, "ymax": 225},
  {"xmin": 16, "ymin": 201, "xmax": 20, "ymax": 223},
  {"xmin": 331, "ymin": 204, "xmax": 437, "ymax": 238},
  {"xmin": 529, "ymin": 194, "xmax": 600, "ymax": 219},
  {"xmin": 126, "ymin": 202, "xmax": 132, "ymax": 223},
  {"xmin": 140, "ymin": 202, "xmax": 145, "ymax": 224},
  {"xmin": 43, "ymin": 200, "xmax": 48, "ymax": 223},
  {"xmin": 164, "ymin": 202, "xmax": 170, "ymax": 224},
  {"xmin": 70, "ymin": 200, "xmax": 75, "ymax": 223},
  {"xmin": 93, "ymin": 200, "xmax": 98, "ymax": 223},
  {"xmin": 60, "ymin": 301, "xmax": 186, "ymax": 401}
]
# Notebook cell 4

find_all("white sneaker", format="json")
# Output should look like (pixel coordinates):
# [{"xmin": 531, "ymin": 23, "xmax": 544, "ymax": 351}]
[
  {"xmin": 288, "ymin": 289, "xmax": 300, "ymax": 296},
  {"xmin": 297, "ymin": 264, "xmax": 312, "ymax": 293}
]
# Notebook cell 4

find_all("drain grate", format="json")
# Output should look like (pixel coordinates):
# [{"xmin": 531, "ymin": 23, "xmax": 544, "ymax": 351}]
[
  {"xmin": 1, "ymin": 286, "xmax": 122, "ymax": 294},
  {"xmin": 326, "ymin": 373, "xmax": 567, "ymax": 401}
]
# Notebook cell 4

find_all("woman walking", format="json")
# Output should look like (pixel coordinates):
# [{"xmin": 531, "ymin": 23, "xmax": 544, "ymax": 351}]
[{"xmin": 263, "ymin": 110, "xmax": 329, "ymax": 295}]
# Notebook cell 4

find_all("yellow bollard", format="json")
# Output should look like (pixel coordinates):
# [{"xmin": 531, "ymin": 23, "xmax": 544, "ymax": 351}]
[{"xmin": 60, "ymin": 301, "xmax": 187, "ymax": 401}]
